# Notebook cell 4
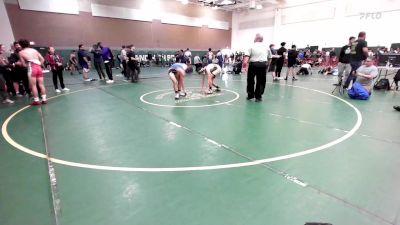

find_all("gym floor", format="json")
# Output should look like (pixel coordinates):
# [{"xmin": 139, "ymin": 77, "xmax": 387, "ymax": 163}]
[{"xmin": 1, "ymin": 67, "xmax": 399, "ymax": 225}]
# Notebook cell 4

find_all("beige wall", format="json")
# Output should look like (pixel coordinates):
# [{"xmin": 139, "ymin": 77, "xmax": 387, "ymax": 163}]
[
  {"xmin": 6, "ymin": 2, "xmax": 231, "ymax": 49},
  {"xmin": 0, "ymin": 0, "xmax": 14, "ymax": 45}
]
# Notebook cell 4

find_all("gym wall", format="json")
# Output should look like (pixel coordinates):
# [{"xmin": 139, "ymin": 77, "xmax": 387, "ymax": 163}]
[
  {"xmin": 232, "ymin": 0, "xmax": 400, "ymax": 51},
  {"xmin": 0, "ymin": 0, "xmax": 14, "ymax": 45},
  {"xmin": 4, "ymin": 0, "xmax": 232, "ymax": 50}
]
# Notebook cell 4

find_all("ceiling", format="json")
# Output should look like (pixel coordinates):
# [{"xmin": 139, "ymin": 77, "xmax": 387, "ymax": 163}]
[{"xmin": 188, "ymin": 0, "xmax": 286, "ymax": 11}]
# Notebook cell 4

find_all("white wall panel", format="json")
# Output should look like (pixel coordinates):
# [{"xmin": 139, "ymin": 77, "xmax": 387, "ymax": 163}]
[
  {"xmin": 206, "ymin": 19, "xmax": 229, "ymax": 30},
  {"xmin": 18, "ymin": 0, "xmax": 79, "ymax": 14},
  {"xmin": 232, "ymin": 0, "xmax": 400, "ymax": 49},
  {"xmin": 161, "ymin": 13, "xmax": 202, "ymax": 27},
  {"xmin": 91, "ymin": 3, "xmax": 229, "ymax": 30},
  {"xmin": 231, "ymin": 26, "xmax": 274, "ymax": 51},
  {"xmin": 232, "ymin": 9, "xmax": 275, "ymax": 50},
  {"xmin": 91, "ymin": 3, "xmax": 152, "ymax": 22},
  {"xmin": 344, "ymin": 0, "xmax": 400, "ymax": 16},
  {"xmin": 281, "ymin": 0, "xmax": 335, "ymax": 24},
  {"xmin": 0, "ymin": 0, "xmax": 14, "ymax": 45}
]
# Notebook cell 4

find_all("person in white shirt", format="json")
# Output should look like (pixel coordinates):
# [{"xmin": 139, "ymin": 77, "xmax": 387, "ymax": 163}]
[
  {"xmin": 207, "ymin": 48, "xmax": 214, "ymax": 65},
  {"xmin": 355, "ymin": 57, "xmax": 378, "ymax": 94},
  {"xmin": 242, "ymin": 33, "xmax": 272, "ymax": 102},
  {"xmin": 120, "ymin": 45, "xmax": 127, "ymax": 77},
  {"xmin": 184, "ymin": 48, "xmax": 192, "ymax": 64},
  {"xmin": 198, "ymin": 63, "xmax": 221, "ymax": 94},
  {"xmin": 193, "ymin": 55, "xmax": 202, "ymax": 72}
]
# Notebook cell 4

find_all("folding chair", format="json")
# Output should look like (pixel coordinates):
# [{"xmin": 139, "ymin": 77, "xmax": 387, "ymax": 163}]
[{"xmin": 331, "ymin": 79, "xmax": 345, "ymax": 95}]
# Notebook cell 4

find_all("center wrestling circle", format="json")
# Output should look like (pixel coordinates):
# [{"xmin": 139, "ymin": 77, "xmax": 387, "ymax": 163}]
[
  {"xmin": 140, "ymin": 87, "xmax": 240, "ymax": 108},
  {"xmin": 2, "ymin": 83, "xmax": 362, "ymax": 172}
]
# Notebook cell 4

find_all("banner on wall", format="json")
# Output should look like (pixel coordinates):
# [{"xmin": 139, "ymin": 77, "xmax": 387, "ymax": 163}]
[{"xmin": 40, "ymin": 48, "xmax": 208, "ymax": 65}]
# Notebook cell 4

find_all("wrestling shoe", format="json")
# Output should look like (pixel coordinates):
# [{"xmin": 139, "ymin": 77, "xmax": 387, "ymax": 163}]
[{"xmin": 30, "ymin": 101, "xmax": 41, "ymax": 105}]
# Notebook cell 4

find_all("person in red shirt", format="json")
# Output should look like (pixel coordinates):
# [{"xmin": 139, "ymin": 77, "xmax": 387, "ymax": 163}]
[{"xmin": 45, "ymin": 47, "xmax": 69, "ymax": 93}]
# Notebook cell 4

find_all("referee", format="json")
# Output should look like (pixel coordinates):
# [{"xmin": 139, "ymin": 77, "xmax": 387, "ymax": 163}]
[{"xmin": 243, "ymin": 33, "xmax": 271, "ymax": 102}]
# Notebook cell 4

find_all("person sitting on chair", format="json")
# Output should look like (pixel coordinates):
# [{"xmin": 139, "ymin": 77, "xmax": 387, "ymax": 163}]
[{"xmin": 355, "ymin": 57, "xmax": 378, "ymax": 94}]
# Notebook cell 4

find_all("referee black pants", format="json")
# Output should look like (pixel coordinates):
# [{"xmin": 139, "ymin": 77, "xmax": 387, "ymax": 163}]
[{"xmin": 247, "ymin": 62, "xmax": 267, "ymax": 99}]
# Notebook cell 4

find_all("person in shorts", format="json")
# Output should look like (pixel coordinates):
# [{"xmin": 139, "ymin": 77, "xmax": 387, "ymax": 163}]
[
  {"xmin": 284, "ymin": 45, "xmax": 299, "ymax": 81},
  {"xmin": 198, "ymin": 63, "xmax": 221, "ymax": 94},
  {"xmin": 78, "ymin": 44, "xmax": 92, "ymax": 81},
  {"xmin": 18, "ymin": 39, "xmax": 47, "ymax": 105},
  {"xmin": 168, "ymin": 63, "xmax": 190, "ymax": 100}
]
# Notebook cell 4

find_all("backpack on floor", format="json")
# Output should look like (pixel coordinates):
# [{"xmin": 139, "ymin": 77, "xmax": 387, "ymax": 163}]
[
  {"xmin": 348, "ymin": 82, "xmax": 370, "ymax": 100},
  {"xmin": 233, "ymin": 62, "xmax": 242, "ymax": 74},
  {"xmin": 373, "ymin": 78, "xmax": 390, "ymax": 90}
]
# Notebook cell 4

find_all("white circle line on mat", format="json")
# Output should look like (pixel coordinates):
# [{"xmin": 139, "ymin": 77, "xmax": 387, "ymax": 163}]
[
  {"xmin": 140, "ymin": 88, "xmax": 240, "ymax": 108},
  {"xmin": 1, "ymin": 82, "xmax": 362, "ymax": 172}
]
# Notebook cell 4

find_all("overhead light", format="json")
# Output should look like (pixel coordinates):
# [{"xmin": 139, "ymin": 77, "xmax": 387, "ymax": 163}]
[
  {"xmin": 212, "ymin": 5, "xmax": 219, "ymax": 10},
  {"xmin": 220, "ymin": 0, "xmax": 234, "ymax": 5},
  {"xmin": 249, "ymin": 0, "xmax": 256, "ymax": 9},
  {"xmin": 181, "ymin": 0, "xmax": 189, "ymax": 4},
  {"xmin": 199, "ymin": 0, "xmax": 236, "ymax": 8},
  {"xmin": 256, "ymin": 4, "xmax": 263, "ymax": 9}
]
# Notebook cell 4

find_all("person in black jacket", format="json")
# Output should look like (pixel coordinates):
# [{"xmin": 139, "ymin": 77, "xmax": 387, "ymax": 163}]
[
  {"xmin": 268, "ymin": 44, "xmax": 280, "ymax": 81},
  {"xmin": 9, "ymin": 42, "xmax": 31, "ymax": 97},
  {"xmin": 275, "ymin": 42, "xmax": 287, "ymax": 78},
  {"xmin": 284, "ymin": 45, "xmax": 298, "ymax": 81},
  {"xmin": 126, "ymin": 45, "xmax": 140, "ymax": 82},
  {"xmin": 344, "ymin": 31, "xmax": 368, "ymax": 88},
  {"xmin": 91, "ymin": 44, "xmax": 106, "ymax": 80},
  {"xmin": 334, "ymin": 36, "xmax": 355, "ymax": 86}
]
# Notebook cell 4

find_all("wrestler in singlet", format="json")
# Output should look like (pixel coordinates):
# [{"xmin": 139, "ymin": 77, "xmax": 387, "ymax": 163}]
[
  {"xmin": 168, "ymin": 63, "xmax": 188, "ymax": 100},
  {"xmin": 27, "ymin": 59, "xmax": 43, "ymax": 78},
  {"xmin": 17, "ymin": 39, "xmax": 47, "ymax": 105},
  {"xmin": 168, "ymin": 63, "xmax": 188, "ymax": 75},
  {"xmin": 201, "ymin": 63, "xmax": 221, "ymax": 94}
]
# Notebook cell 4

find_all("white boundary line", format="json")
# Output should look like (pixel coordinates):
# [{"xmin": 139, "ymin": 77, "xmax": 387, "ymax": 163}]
[
  {"xmin": 140, "ymin": 88, "xmax": 240, "ymax": 108},
  {"xmin": 1, "ymin": 82, "xmax": 363, "ymax": 172}
]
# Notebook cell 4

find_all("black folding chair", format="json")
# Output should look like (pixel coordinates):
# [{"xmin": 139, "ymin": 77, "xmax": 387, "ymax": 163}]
[{"xmin": 331, "ymin": 79, "xmax": 345, "ymax": 95}]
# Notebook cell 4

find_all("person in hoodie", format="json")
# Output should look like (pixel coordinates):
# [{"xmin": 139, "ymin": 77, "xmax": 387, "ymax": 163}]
[
  {"xmin": 98, "ymin": 42, "xmax": 114, "ymax": 83},
  {"xmin": 91, "ymin": 43, "xmax": 107, "ymax": 80}
]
